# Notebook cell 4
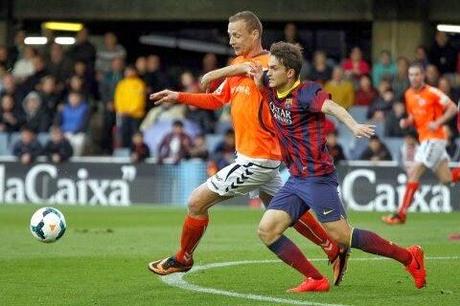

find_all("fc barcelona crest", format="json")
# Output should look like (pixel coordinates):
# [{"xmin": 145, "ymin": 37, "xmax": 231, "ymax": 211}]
[{"xmin": 285, "ymin": 98, "xmax": 293, "ymax": 109}]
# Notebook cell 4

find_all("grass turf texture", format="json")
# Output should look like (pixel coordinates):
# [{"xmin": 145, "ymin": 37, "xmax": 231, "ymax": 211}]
[{"xmin": 0, "ymin": 205, "xmax": 459, "ymax": 306}]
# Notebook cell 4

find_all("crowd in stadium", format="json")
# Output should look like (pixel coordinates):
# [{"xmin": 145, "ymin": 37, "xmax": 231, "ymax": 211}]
[{"xmin": 0, "ymin": 25, "xmax": 460, "ymax": 169}]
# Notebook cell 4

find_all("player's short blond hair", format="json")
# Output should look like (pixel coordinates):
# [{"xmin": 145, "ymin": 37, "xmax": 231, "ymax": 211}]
[{"xmin": 229, "ymin": 11, "xmax": 263, "ymax": 39}]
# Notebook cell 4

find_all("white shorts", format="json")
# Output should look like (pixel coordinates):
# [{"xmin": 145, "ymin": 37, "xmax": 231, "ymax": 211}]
[
  {"xmin": 207, "ymin": 153, "xmax": 282, "ymax": 197},
  {"xmin": 414, "ymin": 140, "xmax": 449, "ymax": 170}
]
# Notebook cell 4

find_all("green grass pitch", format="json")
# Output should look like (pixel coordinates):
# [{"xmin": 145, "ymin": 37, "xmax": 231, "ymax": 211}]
[{"xmin": 0, "ymin": 205, "xmax": 459, "ymax": 305}]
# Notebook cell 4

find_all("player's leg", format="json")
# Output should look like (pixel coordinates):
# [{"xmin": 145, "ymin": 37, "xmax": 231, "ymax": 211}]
[
  {"xmin": 322, "ymin": 219, "xmax": 426, "ymax": 289},
  {"xmin": 148, "ymin": 183, "xmax": 228, "ymax": 275},
  {"xmin": 259, "ymin": 189, "xmax": 329, "ymax": 293},
  {"xmin": 382, "ymin": 161, "xmax": 426, "ymax": 224},
  {"xmin": 259, "ymin": 174, "xmax": 340, "ymax": 262},
  {"xmin": 261, "ymin": 189, "xmax": 347, "ymax": 285}
]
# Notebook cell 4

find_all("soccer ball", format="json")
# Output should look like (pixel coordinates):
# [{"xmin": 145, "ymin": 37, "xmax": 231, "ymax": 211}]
[{"xmin": 30, "ymin": 207, "xmax": 67, "ymax": 243}]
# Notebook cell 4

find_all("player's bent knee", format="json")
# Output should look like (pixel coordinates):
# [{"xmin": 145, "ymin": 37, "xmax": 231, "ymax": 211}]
[{"xmin": 257, "ymin": 224, "xmax": 277, "ymax": 245}]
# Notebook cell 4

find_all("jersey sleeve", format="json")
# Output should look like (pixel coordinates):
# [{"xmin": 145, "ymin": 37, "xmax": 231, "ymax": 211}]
[
  {"xmin": 298, "ymin": 82, "xmax": 331, "ymax": 113},
  {"xmin": 177, "ymin": 79, "xmax": 231, "ymax": 110},
  {"xmin": 429, "ymin": 86, "xmax": 451, "ymax": 107}
]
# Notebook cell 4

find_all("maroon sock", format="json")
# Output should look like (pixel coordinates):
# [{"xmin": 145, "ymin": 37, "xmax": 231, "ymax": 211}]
[
  {"xmin": 351, "ymin": 228, "xmax": 412, "ymax": 265},
  {"xmin": 268, "ymin": 235, "xmax": 323, "ymax": 279}
]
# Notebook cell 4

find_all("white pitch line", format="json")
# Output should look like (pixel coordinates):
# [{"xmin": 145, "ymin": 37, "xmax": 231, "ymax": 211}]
[{"xmin": 159, "ymin": 256, "xmax": 459, "ymax": 306}]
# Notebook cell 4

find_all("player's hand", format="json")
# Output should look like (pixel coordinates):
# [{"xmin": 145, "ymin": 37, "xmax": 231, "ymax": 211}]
[
  {"xmin": 150, "ymin": 90, "xmax": 179, "ymax": 105},
  {"xmin": 248, "ymin": 63, "xmax": 264, "ymax": 87},
  {"xmin": 427, "ymin": 121, "xmax": 440, "ymax": 131},
  {"xmin": 200, "ymin": 72, "xmax": 217, "ymax": 92},
  {"xmin": 352, "ymin": 123, "xmax": 375, "ymax": 138}
]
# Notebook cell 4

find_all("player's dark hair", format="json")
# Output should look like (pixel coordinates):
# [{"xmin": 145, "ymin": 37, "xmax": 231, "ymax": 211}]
[
  {"xmin": 229, "ymin": 11, "xmax": 263, "ymax": 39},
  {"xmin": 270, "ymin": 41, "xmax": 303, "ymax": 78}
]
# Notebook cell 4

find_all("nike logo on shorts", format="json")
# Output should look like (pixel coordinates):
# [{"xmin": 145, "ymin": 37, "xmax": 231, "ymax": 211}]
[{"xmin": 323, "ymin": 209, "xmax": 334, "ymax": 215}]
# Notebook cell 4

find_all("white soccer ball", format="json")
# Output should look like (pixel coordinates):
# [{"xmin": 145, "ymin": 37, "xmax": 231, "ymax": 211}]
[{"xmin": 30, "ymin": 207, "xmax": 67, "ymax": 243}]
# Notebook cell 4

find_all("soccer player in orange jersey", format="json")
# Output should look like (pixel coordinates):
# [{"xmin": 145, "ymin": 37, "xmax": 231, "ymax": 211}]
[
  {"xmin": 148, "ymin": 11, "xmax": 348, "ymax": 284},
  {"xmin": 382, "ymin": 63, "xmax": 460, "ymax": 224}
]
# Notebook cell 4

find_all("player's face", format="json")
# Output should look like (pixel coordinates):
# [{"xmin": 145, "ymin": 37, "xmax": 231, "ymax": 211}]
[
  {"xmin": 408, "ymin": 66, "xmax": 424, "ymax": 89},
  {"xmin": 228, "ymin": 20, "xmax": 256, "ymax": 56},
  {"xmin": 267, "ymin": 56, "xmax": 290, "ymax": 89}
]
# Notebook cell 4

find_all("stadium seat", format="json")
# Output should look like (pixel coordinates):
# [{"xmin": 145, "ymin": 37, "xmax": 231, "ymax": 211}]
[
  {"xmin": 113, "ymin": 148, "xmax": 131, "ymax": 157},
  {"xmin": 383, "ymin": 137, "xmax": 404, "ymax": 162},
  {"xmin": 0, "ymin": 133, "xmax": 9, "ymax": 156},
  {"xmin": 348, "ymin": 106, "xmax": 368, "ymax": 123},
  {"xmin": 37, "ymin": 133, "xmax": 50, "ymax": 146},
  {"xmin": 205, "ymin": 134, "xmax": 224, "ymax": 152},
  {"xmin": 7, "ymin": 132, "xmax": 21, "ymax": 154}
]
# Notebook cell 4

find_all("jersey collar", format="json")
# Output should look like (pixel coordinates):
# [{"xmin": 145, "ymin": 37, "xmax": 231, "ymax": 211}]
[{"xmin": 276, "ymin": 79, "xmax": 301, "ymax": 99}]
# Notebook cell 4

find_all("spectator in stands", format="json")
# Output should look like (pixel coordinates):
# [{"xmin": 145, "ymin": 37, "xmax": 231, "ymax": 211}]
[
  {"xmin": 135, "ymin": 56, "xmax": 147, "ymax": 78},
  {"xmin": 144, "ymin": 55, "xmax": 168, "ymax": 94},
  {"xmin": 355, "ymin": 74, "xmax": 378, "ymax": 106},
  {"xmin": 12, "ymin": 46, "xmax": 36, "ymax": 81},
  {"xmin": 44, "ymin": 125, "xmax": 73, "ymax": 163},
  {"xmin": 68, "ymin": 27, "xmax": 96, "ymax": 69},
  {"xmin": 392, "ymin": 56, "xmax": 410, "ymax": 101},
  {"xmin": 367, "ymin": 89, "xmax": 394, "ymax": 122},
  {"xmin": 439, "ymin": 76, "xmax": 460, "ymax": 104},
  {"xmin": 38, "ymin": 76, "xmax": 61, "ymax": 114},
  {"xmin": 72, "ymin": 60, "xmax": 98, "ymax": 99},
  {"xmin": 57, "ymin": 91, "xmax": 89, "ymax": 156},
  {"xmin": 324, "ymin": 66, "xmax": 354, "ymax": 109},
  {"xmin": 47, "ymin": 43, "xmax": 73, "ymax": 89},
  {"xmin": 212, "ymin": 128, "xmax": 235, "ymax": 170},
  {"xmin": 0, "ymin": 73, "xmax": 21, "ymax": 105},
  {"xmin": 399, "ymin": 130, "xmax": 419, "ymax": 172},
  {"xmin": 180, "ymin": 70, "xmax": 216, "ymax": 134},
  {"xmin": 114, "ymin": 65, "xmax": 146, "ymax": 147},
  {"xmin": 414, "ymin": 45, "xmax": 429, "ymax": 69},
  {"xmin": 359, "ymin": 135, "xmax": 392, "ymax": 161},
  {"xmin": 384, "ymin": 101, "xmax": 406, "ymax": 137},
  {"xmin": 22, "ymin": 91, "xmax": 51, "ymax": 133},
  {"xmin": 66, "ymin": 75, "xmax": 88, "ymax": 99},
  {"xmin": 96, "ymin": 32, "xmax": 127, "ymax": 74},
  {"xmin": 12, "ymin": 127, "xmax": 42, "ymax": 165},
  {"xmin": 326, "ymin": 131, "xmax": 346, "ymax": 164},
  {"xmin": 283, "ymin": 22, "xmax": 305, "ymax": 47},
  {"xmin": 100, "ymin": 57, "xmax": 124, "ymax": 103},
  {"xmin": 0, "ymin": 94, "xmax": 23, "ymax": 132},
  {"xmin": 130, "ymin": 131, "xmax": 150, "ymax": 163},
  {"xmin": 425, "ymin": 64, "xmax": 440, "ymax": 86},
  {"xmin": 445, "ymin": 125, "xmax": 460, "ymax": 161},
  {"xmin": 307, "ymin": 50, "xmax": 332, "ymax": 84},
  {"xmin": 7, "ymin": 30, "xmax": 26, "ymax": 65},
  {"xmin": 189, "ymin": 134, "xmax": 209, "ymax": 161},
  {"xmin": 99, "ymin": 57, "xmax": 125, "ymax": 154},
  {"xmin": 342, "ymin": 46, "xmax": 370, "ymax": 80},
  {"xmin": 372, "ymin": 50, "xmax": 396, "ymax": 86},
  {"xmin": 430, "ymin": 31, "xmax": 457, "ymax": 74},
  {"xmin": 0, "ymin": 45, "xmax": 13, "ymax": 71},
  {"xmin": 201, "ymin": 53, "xmax": 219, "ymax": 75},
  {"xmin": 17, "ymin": 55, "xmax": 49, "ymax": 102},
  {"xmin": 158, "ymin": 120, "xmax": 192, "ymax": 164}
]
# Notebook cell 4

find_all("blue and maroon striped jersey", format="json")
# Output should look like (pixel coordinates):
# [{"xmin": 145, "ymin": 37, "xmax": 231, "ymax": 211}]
[{"xmin": 262, "ymin": 79, "xmax": 335, "ymax": 177}]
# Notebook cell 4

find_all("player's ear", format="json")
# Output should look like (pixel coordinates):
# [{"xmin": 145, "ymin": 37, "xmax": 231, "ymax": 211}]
[
  {"xmin": 251, "ymin": 29, "xmax": 260, "ymax": 41},
  {"xmin": 287, "ymin": 68, "xmax": 296, "ymax": 79}
]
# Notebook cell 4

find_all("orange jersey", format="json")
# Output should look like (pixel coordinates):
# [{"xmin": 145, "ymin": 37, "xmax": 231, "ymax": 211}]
[
  {"xmin": 178, "ymin": 52, "xmax": 281, "ymax": 160},
  {"xmin": 405, "ymin": 85, "xmax": 451, "ymax": 142}
]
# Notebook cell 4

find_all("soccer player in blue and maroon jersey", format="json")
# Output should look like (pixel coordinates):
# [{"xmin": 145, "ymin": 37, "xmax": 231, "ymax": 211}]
[{"xmin": 243, "ymin": 42, "xmax": 426, "ymax": 293}]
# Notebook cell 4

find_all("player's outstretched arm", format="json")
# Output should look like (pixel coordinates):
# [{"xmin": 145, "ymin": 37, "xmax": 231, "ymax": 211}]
[
  {"xmin": 321, "ymin": 99, "xmax": 375, "ymax": 138},
  {"xmin": 150, "ymin": 90, "xmax": 179, "ymax": 105},
  {"xmin": 201, "ymin": 62, "xmax": 254, "ymax": 91}
]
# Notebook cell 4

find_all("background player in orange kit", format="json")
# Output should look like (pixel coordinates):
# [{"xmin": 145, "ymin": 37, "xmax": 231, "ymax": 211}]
[
  {"xmin": 382, "ymin": 63, "xmax": 460, "ymax": 224},
  {"xmin": 148, "ymin": 11, "xmax": 348, "ymax": 285}
]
